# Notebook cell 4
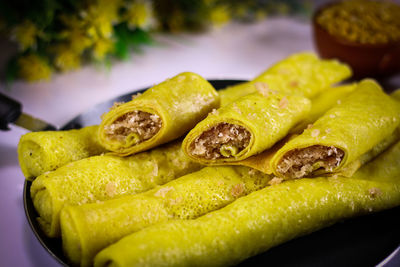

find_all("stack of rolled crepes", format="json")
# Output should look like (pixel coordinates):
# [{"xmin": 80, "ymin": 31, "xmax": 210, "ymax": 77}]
[
  {"xmin": 60, "ymin": 166, "xmax": 272, "ymax": 266},
  {"xmin": 23, "ymin": 52, "xmax": 351, "ymax": 239},
  {"xmin": 28, "ymin": 71, "xmax": 221, "ymax": 237},
  {"xmin": 30, "ymin": 140, "xmax": 203, "ymax": 237},
  {"xmin": 94, "ymin": 138, "xmax": 400, "ymax": 267},
  {"xmin": 17, "ymin": 52, "xmax": 400, "ymax": 267}
]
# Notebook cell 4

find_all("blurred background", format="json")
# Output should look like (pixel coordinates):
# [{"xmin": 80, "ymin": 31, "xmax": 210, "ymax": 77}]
[{"xmin": 0, "ymin": 0, "xmax": 400, "ymax": 266}]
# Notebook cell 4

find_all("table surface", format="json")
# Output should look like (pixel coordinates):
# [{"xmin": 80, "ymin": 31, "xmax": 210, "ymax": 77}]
[{"xmin": 0, "ymin": 17, "xmax": 399, "ymax": 267}]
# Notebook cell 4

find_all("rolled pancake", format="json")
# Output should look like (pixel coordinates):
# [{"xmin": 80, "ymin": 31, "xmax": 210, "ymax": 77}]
[
  {"xmin": 60, "ymin": 166, "xmax": 271, "ymax": 267},
  {"xmin": 219, "ymin": 52, "xmax": 351, "ymax": 106},
  {"xmin": 98, "ymin": 72, "xmax": 219, "ymax": 156},
  {"xmin": 271, "ymin": 79, "xmax": 400, "ymax": 179},
  {"xmin": 94, "ymin": 140, "xmax": 400, "ymax": 267},
  {"xmin": 290, "ymin": 83, "xmax": 358, "ymax": 134},
  {"xmin": 18, "ymin": 125, "xmax": 106, "ymax": 180},
  {"xmin": 183, "ymin": 92, "xmax": 311, "ymax": 164},
  {"xmin": 30, "ymin": 140, "xmax": 201, "ymax": 237}
]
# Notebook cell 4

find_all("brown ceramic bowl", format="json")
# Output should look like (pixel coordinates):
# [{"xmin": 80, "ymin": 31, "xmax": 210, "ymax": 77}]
[{"xmin": 312, "ymin": 2, "xmax": 400, "ymax": 79}]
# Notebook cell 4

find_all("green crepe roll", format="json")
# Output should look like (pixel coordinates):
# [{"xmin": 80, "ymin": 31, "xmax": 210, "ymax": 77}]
[
  {"xmin": 290, "ymin": 83, "xmax": 358, "ymax": 134},
  {"xmin": 270, "ymin": 79, "xmax": 400, "ymax": 180},
  {"xmin": 30, "ymin": 140, "xmax": 201, "ymax": 238},
  {"xmin": 254, "ymin": 52, "xmax": 352, "ymax": 98},
  {"xmin": 98, "ymin": 72, "xmax": 219, "ymax": 156},
  {"xmin": 60, "ymin": 166, "xmax": 272, "ymax": 267},
  {"xmin": 218, "ymin": 52, "xmax": 351, "ymax": 106},
  {"xmin": 183, "ymin": 92, "xmax": 311, "ymax": 164},
  {"xmin": 94, "ymin": 140, "xmax": 400, "ymax": 267},
  {"xmin": 219, "ymin": 81, "xmax": 258, "ymax": 107},
  {"xmin": 18, "ymin": 125, "xmax": 106, "ymax": 180}
]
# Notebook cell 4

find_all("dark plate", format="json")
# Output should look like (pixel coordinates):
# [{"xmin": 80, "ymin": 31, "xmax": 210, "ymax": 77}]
[{"xmin": 24, "ymin": 80, "xmax": 400, "ymax": 266}]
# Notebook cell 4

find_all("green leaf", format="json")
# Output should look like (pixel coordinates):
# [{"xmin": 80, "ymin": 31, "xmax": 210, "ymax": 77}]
[
  {"xmin": 113, "ymin": 23, "xmax": 153, "ymax": 59},
  {"xmin": 129, "ymin": 28, "xmax": 153, "ymax": 46},
  {"xmin": 5, "ymin": 56, "xmax": 19, "ymax": 86}
]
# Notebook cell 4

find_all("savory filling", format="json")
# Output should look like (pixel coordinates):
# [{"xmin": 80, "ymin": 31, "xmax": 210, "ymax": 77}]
[
  {"xmin": 190, "ymin": 123, "xmax": 251, "ymax": 160},
  {"xmin": 104, "ymin": 110, "xmax": 162, "ymax": 144},
  {"xmin": 276, "ymin": 145, "xmax": 345, "ymax": 179}
]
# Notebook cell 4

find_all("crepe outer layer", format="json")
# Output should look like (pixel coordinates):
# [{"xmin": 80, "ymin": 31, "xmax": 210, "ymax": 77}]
[
  {"xmin": 218, "ymin": 52, "xmax": 351, "ymax": 106},
  {"xmin": 183, "ymin": 92, "xmax": 311, "ymax": 164},
  {"xmin": 18, "ymin": 126, "xmax": 106, "ymax": 180},
  {"xmin": 60, "ymin": 166, "xmax": 271, "ymax": 266},
  {"xmin": 270, "ymin": 79, "xmax": 400, "ymax": 179},
  {"xmin": 94, "ymin": 140, "xmax": 400, "ymax": 267},
  {"xmin": 99, "ymin": 72, "xmax": 219, "ymax": 156},
  {"xmin": 290, "ymin": 83, "xmax": 358, "ymax": 133},
  {"xmin": 30, "ymin": 140, "xmax": 201, "ymax": 237}
]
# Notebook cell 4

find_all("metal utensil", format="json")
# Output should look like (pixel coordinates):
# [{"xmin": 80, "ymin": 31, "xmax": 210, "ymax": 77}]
[{"xmin": 0, "ymin": 92, "xmax": 56, "ymax": 131}]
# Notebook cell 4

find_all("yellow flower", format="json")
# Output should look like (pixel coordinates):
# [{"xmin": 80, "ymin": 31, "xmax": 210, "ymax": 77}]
[
  {"xmin": 53, "ymin": 45, "xmax": 81, "ymax": 72},
  {"xmin": 92, "ymin": 38, "xmax": 114, "ymax": 60},
  {"xmin": 69, "ymin": 28, "xmax": 94, "ymax": 53},
  {"xmin": 84, "ymin": 0, "xmax": 123, "ymax": 38},
  {"xmin": 87, "ymin": 26, "xmax": 100, "ymax": 40},
  {"xmin": 13, "ymin": 20, "xmax": 39, "ymax": 51},
  {"xmin": 210, "ymin": 5, "xmax": 231, "ymax": 27},
  {"xmin": 125, "ymin": 0, "xmax": 155, "ymax": 30},
  {"xmin": 60, "ymin": 15, "xmax": 93, "ymax": 53},
  {"xmin": 97, "ymin": 0, "xmax": 122, "ymax": 23},
  {"xmin": 18, "ymin": 54, "xmax": 52, "ymax": 82}
]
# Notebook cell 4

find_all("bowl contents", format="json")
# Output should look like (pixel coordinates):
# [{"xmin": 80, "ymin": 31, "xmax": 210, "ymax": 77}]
[{"xmin": 316, "ymin": 0, "xmax": 400, "ymax": 45}]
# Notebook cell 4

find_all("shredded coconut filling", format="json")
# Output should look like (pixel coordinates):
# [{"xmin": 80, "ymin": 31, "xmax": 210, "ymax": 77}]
[
  {"xmin": 104, "ymin": 111, "xmax": 162, "ymax": 144},
  {"xmin": 190, "ymin": 123, "xmax": 251, "ymax": 160},
  {"xmin": 276, "ymin": 145, "xmax": 345, "ymax": 179}
]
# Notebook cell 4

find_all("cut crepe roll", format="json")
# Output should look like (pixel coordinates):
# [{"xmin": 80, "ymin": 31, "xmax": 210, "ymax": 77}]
[
  {"xmin": 183, "ymin": 91, "xmax": 311, "ymax": 164},
  {"xmin": 60, "ymin": 166, "xmax": 271, "ymax": 267},
  {"xmin": 218, "ymin": 52, "xmax": 351, "ymax": 106},
  {"xmin": 271, "ymin": 79, "xmax": 400, "ymax": 180},
  {"xmin": 18, "ymin": 125, "xmax": 106, "ymax": 180},
  {"xmin": 30, "ymin": 140, "xmax": 201, "ymax": 238},
  {"xmin": 94, "ymin": 140, "xmax": 400, "ymax": 267},
  {"xmin": 99, "ymin": 72, "xmax": 219, "ymax": 156}
]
